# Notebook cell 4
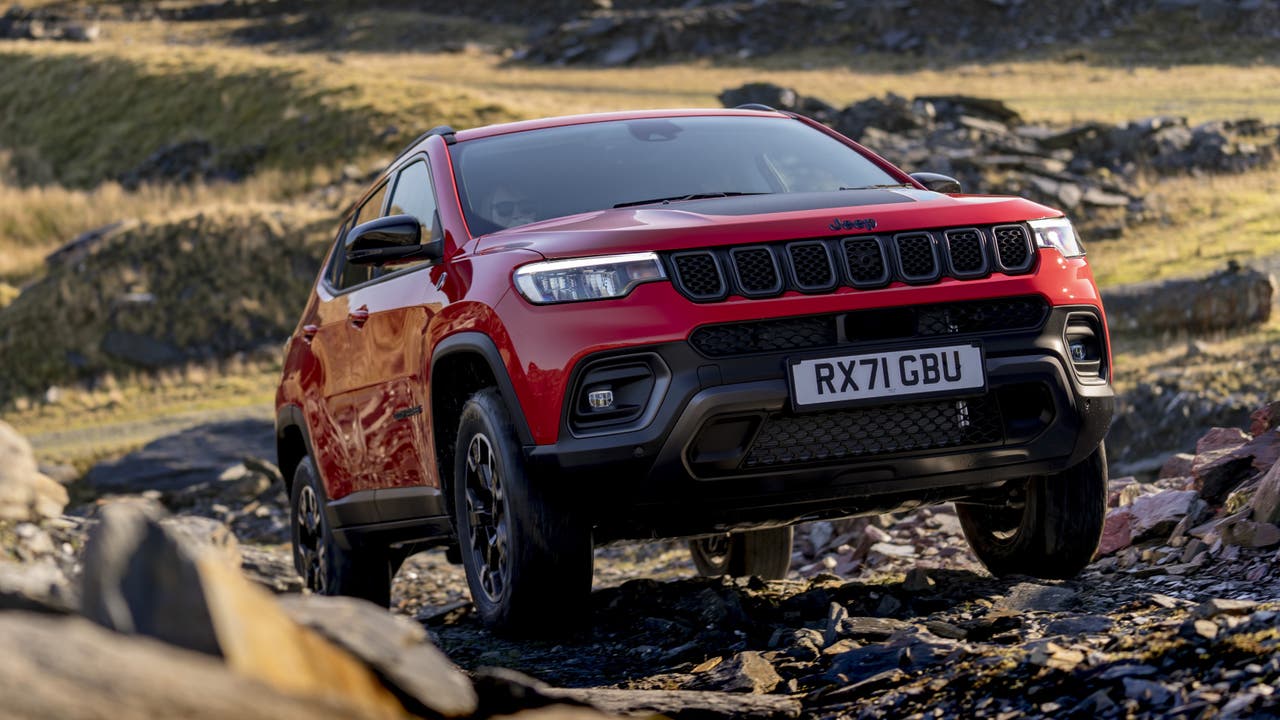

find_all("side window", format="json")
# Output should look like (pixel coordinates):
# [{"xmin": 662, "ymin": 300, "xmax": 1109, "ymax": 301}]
[
  {"xmin": 333, "ymin": 182, "xmax": 389, "ymax": 290},
  {"xmin": 384, "ymin": 158, "xmax": 439, "ymax": 272}
]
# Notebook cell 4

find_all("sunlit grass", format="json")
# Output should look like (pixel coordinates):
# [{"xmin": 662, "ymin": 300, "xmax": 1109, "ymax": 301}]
[{"xmin": 1089, "ymin": 167, "xmax": 1280, "ymax": 288}]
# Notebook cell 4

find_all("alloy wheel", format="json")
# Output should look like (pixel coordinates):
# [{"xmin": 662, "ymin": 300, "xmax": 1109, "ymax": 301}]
[
  {"xmin": 296, "ymin": 484, "xmax": 326, "ymax": 592},
  {"xmin": 464, "ymin": 433, "xmax": 510, "ymax": 603}
]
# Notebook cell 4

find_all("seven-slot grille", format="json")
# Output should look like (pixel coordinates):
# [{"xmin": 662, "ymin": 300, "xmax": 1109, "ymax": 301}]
[{"xmin": 667, "ymin": 224, "xmax": 1035, "ymax": 302}]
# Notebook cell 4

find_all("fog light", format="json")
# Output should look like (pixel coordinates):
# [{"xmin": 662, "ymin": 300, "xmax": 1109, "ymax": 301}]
[
  {"xmin": 587, "ymin": 388, "xmax": 614, "ymax": 410},
  {"xmin": 1069, "ymin": 341, "xmax": 1088, "ymax": 362}
]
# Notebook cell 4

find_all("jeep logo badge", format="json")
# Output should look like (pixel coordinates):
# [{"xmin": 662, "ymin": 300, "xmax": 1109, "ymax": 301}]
[{"xmin": 829, "ymin": 217, "xmax": 878, "ymax": 232}]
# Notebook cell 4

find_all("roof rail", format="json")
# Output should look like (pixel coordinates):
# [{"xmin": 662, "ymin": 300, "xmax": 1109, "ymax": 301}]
[
  {"xmin": 735, "ymin": 103, "xmax": 777, "ymax": 112},
  {"xmin": 391, "ymin": 125, "xmax": 457, "ymax": 163}
]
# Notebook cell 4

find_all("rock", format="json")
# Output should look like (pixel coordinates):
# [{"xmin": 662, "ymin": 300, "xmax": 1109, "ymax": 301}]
[
  {"xmin": 1159, "ymin": 453, "xmax": 1196, "ymax": 479},
  {"xmin": 1128, "ymin": 490, "xmax": 1200, "ymax": 539},
  {"xmin": 159, "ymin": 515, "xmax": 242, "ymax": 565},
  {"xmin": 1098, "ymin": 508, "xmax": 1135, "ymax": 555},
  {"xmin": 1026, "ymin": 641, "xmax": 1085, "ymax": 671},
  {"xmin": 1193, "ymin": 451, "xmax": 1257, "ymax": 503},
  {"xmin": 1250, "ymin": 461, "xmax": 1280, "ymax": 524},
  {"xmin": 1196, "ymin": 426, "xmax": 1251, "ymax": 455},
  {"xmin": 279, "ymin": 594, "xmax": 478, "ymax": 717},
  {"xmin": 998, "ymin": 583, "xmax": 1077, "ymax": 612},
  {"xmin": 84, "ymin": 418, "xmax": 276, "ymax": 494},
  {"xmin": 0, "ymin": 421, "xmax": 69, "ymax": 522},
  {"xmin": 690, "ymin": 651, "xmax": 782, "ymax": 694},
  {"xmin": 80, "ymin": 503, "xmax": 221, "ymax": 655},
  {"xmin": 1044, "ymin": 615, "xmax": 1114, "ymax": 636},
  {"xmin": 902, "ymin": 568, "xmax": 934, "ymax": 592},
  {"xmin": 1123, "ymin": 678, "xmax": 1174, "ymax": 706},
  {"xmin": 1101, "ymin": 265, "xmax": 1276, "ymax": 335},
  {"xmin": 1249, "ymin": 401, "xmax": 1280, "ymax": 435},
  {"xmin": 80, "ymin": 504, "xmax": 408, "ymax": 717},
  {"xmin": 542, "ymin": 687, "xmax": 802, "ymax": 720},
  {"xmin": 0, "ymin": 612, "xmax": 378, "ymax": 720},
  {"xmin": 1193, "ymin": 598, "xmax": 1258, "ymax": 618},
  {"xmin": 835, "ymin": 616, "xmax": 910, "ymax": 641},
  {"xmin": 0, "ymin": 560, "xmax": 74, "ymax": 613}
]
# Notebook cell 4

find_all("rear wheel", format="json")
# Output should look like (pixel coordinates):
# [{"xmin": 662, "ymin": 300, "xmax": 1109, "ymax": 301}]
[
  {"xmin": 689, "ymin": 526, "xmax": 794, "ymax": 579},
  {"xmin": 453, "ymin": 388, "xmax": 593, "ymax": 634},
  {"xmin": 956, "ymin": 445, "xmax": 1107, "ymax": 579},
  {"xmin": 290, "ymin": 457, "xmax": 392, "ymax": 606}
]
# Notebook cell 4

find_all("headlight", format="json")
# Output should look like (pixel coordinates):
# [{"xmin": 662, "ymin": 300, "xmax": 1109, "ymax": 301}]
[
  {"xmin": 514, "ymin": 252, "xmax": 667, "ymax": 304},
  {"xmin": 1029, "ymin": 217, "xmax": 1085, "ymax": 258}
]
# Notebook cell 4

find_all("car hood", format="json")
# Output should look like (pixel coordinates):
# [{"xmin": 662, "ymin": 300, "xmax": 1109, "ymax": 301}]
[{"xmin": 473, "ymin": 189, "xmax": 1061, "ymax": 259}]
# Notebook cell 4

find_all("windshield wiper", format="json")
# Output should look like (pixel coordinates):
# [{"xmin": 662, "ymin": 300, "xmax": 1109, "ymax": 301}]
[
  {"xmin": 838, "ymin": 183, "xmax": 914, "ymax": 190},
  {"xmin": 612, "ymin": 191, "xmax": 768, "ymax": 209}
]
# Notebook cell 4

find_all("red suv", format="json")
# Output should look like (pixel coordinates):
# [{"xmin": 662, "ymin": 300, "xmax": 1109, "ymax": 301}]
[{"xmin": 276, "ymin": 108, "xmax": 1113, "ymax": 632}]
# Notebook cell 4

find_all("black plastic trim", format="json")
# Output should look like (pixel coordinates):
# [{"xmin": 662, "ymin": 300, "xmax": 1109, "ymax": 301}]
[
  {"xmin": 992, "ymin": 223, "xmax": 1036, "ymax": 274},
  {"xmin": 839, "ymin": 235, "xmax": 892, "ymax": 288},
  {"xmin": 431, "ymin": 332, "xmax": 536, "ymax": 447}
]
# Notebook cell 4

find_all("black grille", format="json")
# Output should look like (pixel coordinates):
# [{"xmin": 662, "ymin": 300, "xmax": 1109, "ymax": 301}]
[
  {"xmin": 731, "ymin": 247, "xmax": 782, "ymax": 295},
  {"xmin": 671, "ymin": 252, "xmax": 724, "ymax": 300},
  {"xmin": 842, "ymin": 237, "xmax": 889, "ymax": 286},
  {"xmin": 743, "ymin": 394, "xmax": 1004, "ymax": 468},
  {"xmin": 994, "ymin": 225, "xmax": 1033, "ymax": 272},
  {"xmin": 665, "ymin": 223, "xmax": 1033, "ymax": 302},
  {"xmin": 915, "ymin": 297, "xmax": 1047, "ymax": 337},
  {"xmin": 691, "ymin": 296, "xmax": 1047, "ymax": 357},
  {"xmin": 690, "ymin": 316, "xmax": 836, "ymax": 357},
  {"xmin": 894, "ymin": 233, "xmax": 939, "ymax": 281},
  {"xmin": 944, "ymin": 228, "xmax": 987, "ymax": 276},
  {"xmin": 787, "ymin": 242, "xmax": 836, "ymax": 290}
]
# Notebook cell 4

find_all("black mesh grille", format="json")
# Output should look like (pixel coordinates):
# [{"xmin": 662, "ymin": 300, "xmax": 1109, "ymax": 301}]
[
  {"xmin": 672, "ymin": 252, "xmax": 723, "ymax": 299},
  {"xmin": 994, "ymin": 225, "xmax": 1032, "ymax": 271},
  {"xmin": 787, "ymin": 242, "xmax": 835, "ymax": 289},
  {"xmin": 731, "ymin": 247, "xmax": 781, "ymax": 295},
  {"xmin": 691, "ymin": 296, "xmax": 1047, "ymax": 357},
  {"xmin": 690, "ymin": 316, "xmax": 837, "ymax": 357},
  {"xmin": 743, "ymin": 394, "xmax": 1004, "ymax": 468},
  {"xmin": 842, "ymin": 237, "xmax": 888, "ymax": 286},
  {"xmin": 915, "ymin": 297, "xmax": 1047, "ymax": 336},
  {"xmin": 895, "ymin": 233, "xmax": 939, "ymax": 280},
  {"xmin": 944, "ymin": 229, "xmax": 986, "ymax": 275}
]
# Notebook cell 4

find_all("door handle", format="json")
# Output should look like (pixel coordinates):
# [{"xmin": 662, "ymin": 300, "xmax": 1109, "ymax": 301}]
[
  {"xmin": 301, "ymin": 324, "xmax": 319, "ymax": 343},
  {"xmin": 349, "ymin": 306, "xmax": 370, "ymax": 328}
]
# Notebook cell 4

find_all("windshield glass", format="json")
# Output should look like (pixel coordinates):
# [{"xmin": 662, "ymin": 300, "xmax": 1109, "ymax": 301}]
[{"xmin": 450, "ymin": 115, "xmax": 898, "ymax": 234}]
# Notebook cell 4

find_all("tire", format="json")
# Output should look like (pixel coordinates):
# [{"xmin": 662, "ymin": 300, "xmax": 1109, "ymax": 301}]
[
  {"xmin": 453, "ymin": 388, "xmax": 593, "ymax": 634},
  {"xmin": 956, "ymin": 444, "xmax": 1107, "ymax": 579},
  {"xmin": 689, "ymin": 526, "xmax": 794, "ymax": 580},
  {"xmin": 290, "ymin": 457, "xmax": 392, "ymax": 607}
]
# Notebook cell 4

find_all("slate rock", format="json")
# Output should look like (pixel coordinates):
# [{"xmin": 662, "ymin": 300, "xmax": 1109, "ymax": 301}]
[
  {"xmin": 1044, "ymin": 615, "xmax": 1114, "ymax": 636},
  {"xmin": 1250, "ymin": 460, "xmax": 1280, "ymax": 524},
  {"xmin": 0, "ymin": 560, "xmax": 74, "ymax": 614},
  {"xmin": 999, "ymin": 583, "xmax": 1077, "ymax": 612},
  {"xmin": 690, "ymin": 651, "xmax": 782, "ymax": 694},
  {"xmin": 84, "ymin": 418, "xmax": 276, "ymax": 494}
]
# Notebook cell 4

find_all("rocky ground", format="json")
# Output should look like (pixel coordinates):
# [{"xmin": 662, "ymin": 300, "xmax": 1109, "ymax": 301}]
[{"xmin": 4, "ymin": 397, "xmax": 1280, "ymax": 718}]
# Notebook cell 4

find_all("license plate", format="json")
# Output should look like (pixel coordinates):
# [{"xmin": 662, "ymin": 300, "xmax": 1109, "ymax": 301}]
[{"xmin": 789, "ymin": 343, "xmax": 986, "ymax": 410}]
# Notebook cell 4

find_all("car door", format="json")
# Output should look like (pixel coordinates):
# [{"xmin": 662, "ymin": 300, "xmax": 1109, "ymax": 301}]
[
  {"xmin": 349, "ymin": 156, "xmax": 449, "ymax": 507},
  {"xmin": 307, "ymin": 183, "xmax": 387, "ymax": 498}
]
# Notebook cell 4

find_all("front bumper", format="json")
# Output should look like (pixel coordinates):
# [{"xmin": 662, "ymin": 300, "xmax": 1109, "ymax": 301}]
[{"xmin": 525, "ymin": 305, "xmax": 1113, "ymax": 541}]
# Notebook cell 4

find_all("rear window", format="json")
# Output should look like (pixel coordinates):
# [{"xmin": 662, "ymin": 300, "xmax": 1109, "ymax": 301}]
[{"xmin": 450, "ymin": 115, "xmax": 898, "ymax": 235}]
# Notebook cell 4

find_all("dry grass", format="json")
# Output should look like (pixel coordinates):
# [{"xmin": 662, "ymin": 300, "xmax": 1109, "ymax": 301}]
[
  {"xmin": 1088, "ymin": 167, "xmax": 1280, "ymax": 288},
  {"xmin": 0, "ymin": 171, "xmax": 316, "ymax": 282}
]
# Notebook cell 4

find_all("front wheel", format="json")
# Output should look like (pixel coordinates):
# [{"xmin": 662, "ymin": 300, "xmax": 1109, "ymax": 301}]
[
  {"xmin": 453, "ymin": 388, "xmax": 593, "ymax": 635},
  {"xmin": 689, "ymin": 526, "xmax": 794, "ymax": 580},
  {"xmin": 956, "ymin": 445, "xmax": 1107, "ymax": 579}
]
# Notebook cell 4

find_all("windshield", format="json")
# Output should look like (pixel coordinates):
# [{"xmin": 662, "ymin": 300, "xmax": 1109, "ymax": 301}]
[{"xmin": 450, "ymin": 115, "xmax": 899, "ymax": 234}]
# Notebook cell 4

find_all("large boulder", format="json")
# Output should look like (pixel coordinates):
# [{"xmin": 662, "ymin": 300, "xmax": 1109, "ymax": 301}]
[
  {"xmin": 1102, "ymin": 264, "xmax": 1276, "ymax": 335},
  {"xmin": 0, "ymin": 421, "xmax": 68, "ymax": 522}
]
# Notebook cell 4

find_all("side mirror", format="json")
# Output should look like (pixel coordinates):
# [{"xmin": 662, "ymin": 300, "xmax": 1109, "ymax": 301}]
[
  {"xmin": 910, "ymin": 172, "xmax": 963, "ymax": 194},
  {"xmin": 346, "ymin": 214, "xmax": 442, "ymax": 266}
]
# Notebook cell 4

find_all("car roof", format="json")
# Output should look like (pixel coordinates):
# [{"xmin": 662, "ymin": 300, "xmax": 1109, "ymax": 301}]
[{"xmin": 452, "ymin": 108, "xmax": 792, "ymax": 143}]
